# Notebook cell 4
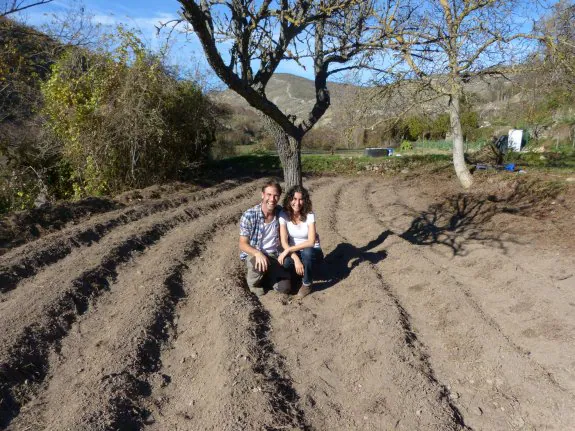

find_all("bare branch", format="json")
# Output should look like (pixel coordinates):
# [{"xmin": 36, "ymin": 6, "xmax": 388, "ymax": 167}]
[{"xmin": 1, "ymin": 0, "xmax": 53, "ymax": 17}]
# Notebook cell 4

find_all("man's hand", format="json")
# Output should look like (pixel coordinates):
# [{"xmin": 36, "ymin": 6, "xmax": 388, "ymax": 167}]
[
  {"xmin": 293, "ymin": 255, "xmax": 304, "ymax": 276},
  {"xmin": 254, "ymin": 251, "xmax": 269, "ymax": 272}
]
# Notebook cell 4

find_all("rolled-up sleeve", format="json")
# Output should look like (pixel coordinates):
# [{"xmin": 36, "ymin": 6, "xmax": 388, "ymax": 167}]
[{"xmin": 239, "ymin": 212, "xmax": 252, "ymax": 237}]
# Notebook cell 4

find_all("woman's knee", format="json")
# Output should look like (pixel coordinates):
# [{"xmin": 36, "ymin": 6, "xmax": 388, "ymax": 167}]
[
  {"xmin": 282, "ymin": 256, "xmax": 294, "ymax": 269},
  {"xmin": 300, "ymin": 247, "xmax": 314, "ymax": 260}
]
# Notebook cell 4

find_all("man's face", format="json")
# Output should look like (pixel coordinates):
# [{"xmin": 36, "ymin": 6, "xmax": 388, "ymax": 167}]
[{"xmin": 261, "ymin": 186, "xmax": 280, "ymax": 212}]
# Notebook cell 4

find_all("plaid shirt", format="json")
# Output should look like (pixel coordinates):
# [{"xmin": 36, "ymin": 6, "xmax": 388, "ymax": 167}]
[{"xmin": 239, "ymin": 203, "xmax": 282, "ymax": 260}]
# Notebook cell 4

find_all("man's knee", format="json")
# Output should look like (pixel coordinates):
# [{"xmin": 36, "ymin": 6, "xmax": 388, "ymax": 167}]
[{"xmin": 246, "ymin": 257, "xmax": 264, "ymax": 287}]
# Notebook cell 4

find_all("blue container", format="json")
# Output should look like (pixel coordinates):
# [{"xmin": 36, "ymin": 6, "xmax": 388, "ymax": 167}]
[{"xmin": 504, "ymin": 163, "xmax": 515, "ymax": 171}]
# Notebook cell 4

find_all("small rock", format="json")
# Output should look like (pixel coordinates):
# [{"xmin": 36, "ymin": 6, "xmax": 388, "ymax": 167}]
[
  {"xmin": 181, "ymin": 357, "xmax": 186, "ymax": 364},
  {"xmin": 450, "ymin": 391, "xmax": 460, "ymax": 400},
  {"xmin": 566, "ymin": 177, "xmax": 575, "ymax": 183},
  {"xmin": 474, "ymin": 406, "xmax": 483, "ymax": 416},
  {"xmin": 416, "ymin": 410, "xmax": 422, "ymax": 416},
  {"xmin": 401, "ymin": 169, "xmax": 409, "ymax": 174},
  {"xmin": 511, "ymin": 416, "xmax": 525, "ymax": 428}
]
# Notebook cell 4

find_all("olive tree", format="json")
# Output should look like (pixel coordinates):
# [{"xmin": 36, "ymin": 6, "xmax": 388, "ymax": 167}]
[{"xmin": 177, "ymin": 0, "xmax": 397, "ymax": 189}]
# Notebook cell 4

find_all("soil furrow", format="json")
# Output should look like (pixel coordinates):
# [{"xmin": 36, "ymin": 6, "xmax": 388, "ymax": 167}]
[
  {"xmin": 0, "ymin": 182, "xmax": 259, "ymax": 427},
  {"xmin": 260, "ymin": 177, "xmax": 463, "ymax": 430},
  {"xmin": 1, "ymin": 174, "xmax": 572, "ymax": 430},
  {"xmin": 11, "ymin": 209, "xmax": 248, "ymax": 430},
  {"xmin": 0, "ymin": 180, "xmax": 242, "ymax": 293},
  {"xmin": 365, "ymin": 177, "xmax": 575, "ymax": 430},
  {"xmin": 140, "ymin": 181, "xmax": 335, "ymax": 430}
]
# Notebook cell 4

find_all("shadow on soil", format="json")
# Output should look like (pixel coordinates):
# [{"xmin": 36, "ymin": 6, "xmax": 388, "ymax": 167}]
[
  {"xmin": 314, "ymin": 230, "xmax": 391, "ymax": 291},
  {"xmin": 399, "ymin": 178, "xmax": 565, "ymax": 256}
]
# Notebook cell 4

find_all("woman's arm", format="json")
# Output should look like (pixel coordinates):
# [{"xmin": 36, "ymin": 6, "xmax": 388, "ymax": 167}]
[
  {"xmin": 278, "ymin": 222, "xmax": 292, "ymax": 265},
  {"xmin": 279, "ymin": 222, "xmax": 290, "ymax": 251}
]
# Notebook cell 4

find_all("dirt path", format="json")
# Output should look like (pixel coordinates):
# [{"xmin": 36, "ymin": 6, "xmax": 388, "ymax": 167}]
[{"xmin": 1, "ymin": 174, "xmax": 573, "ymax": 430}]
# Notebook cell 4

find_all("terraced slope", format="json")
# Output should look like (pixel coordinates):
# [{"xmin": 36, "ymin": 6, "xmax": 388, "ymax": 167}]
[{"xmin": 1, "ymin": 175, "xmax": 573, "ymax": 430}]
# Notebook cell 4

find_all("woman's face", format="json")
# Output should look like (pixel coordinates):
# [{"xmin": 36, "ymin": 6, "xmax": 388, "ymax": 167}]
[{"xmin": 290, "ymin": 192, "xmax": 304, "ymax": 214}]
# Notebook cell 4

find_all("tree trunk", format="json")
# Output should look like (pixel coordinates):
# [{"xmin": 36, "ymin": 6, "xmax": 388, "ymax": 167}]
[
  {"xmin": 262, "ymin": 115, "xmax": 302, "ymax": 190},
  {"xmin": 276, "ymin": 133, "xmax": 302, "ymax": 191},
  {"xmin": 449, "ymin": 95, "xmax": 473, "ymax": 189}
]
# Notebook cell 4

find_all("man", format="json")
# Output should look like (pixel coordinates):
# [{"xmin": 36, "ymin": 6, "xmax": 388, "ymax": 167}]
[{"xmin": 239, "ymin": 180, "xmax": 291, "ymax": 297}]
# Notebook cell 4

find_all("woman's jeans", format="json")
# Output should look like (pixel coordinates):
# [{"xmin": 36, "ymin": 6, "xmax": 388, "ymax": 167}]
[{"xmin": 283, "ymin": 247, "xmax": 324, "ymax": 286}]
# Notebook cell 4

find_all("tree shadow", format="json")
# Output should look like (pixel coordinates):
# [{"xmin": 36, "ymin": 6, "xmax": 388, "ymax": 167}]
[
  {"xmin": 313, "ymin": 230, "xmax": 392, "ymax": 291},
  {"xmin": 398, "ymin": 177, "xmax": 563, "ymax": 256},
  {"xmin": 399, "ymin": 194, "xmax": 506, "ymax": 256}
]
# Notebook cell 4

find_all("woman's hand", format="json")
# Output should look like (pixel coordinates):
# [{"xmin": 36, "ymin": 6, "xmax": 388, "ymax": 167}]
[
  {"xmin": 293, "ymin": 255, "xmax": 304, "ymax": 276},
  {"xmin": 278, "ymin": 249, "xmax": 289, "ymax": 265}
]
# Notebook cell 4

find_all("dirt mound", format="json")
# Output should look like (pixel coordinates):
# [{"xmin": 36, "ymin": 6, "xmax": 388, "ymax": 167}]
[
  {"xmin": 0, "ymin": 197, "xmax": 120, "ymax": 254},
  {"xmin": 1, "ymin": 173, "xmax": 573, "ymax": 430}
]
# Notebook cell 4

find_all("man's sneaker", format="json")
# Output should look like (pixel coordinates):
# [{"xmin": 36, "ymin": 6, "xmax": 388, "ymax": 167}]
[
  {"xmin": 296, "ymin": 283, "xmax": 312, "ymax": 298},
  {"xmin": 249, "ymin": 286, "xmax": 265, "ymax": 297}
]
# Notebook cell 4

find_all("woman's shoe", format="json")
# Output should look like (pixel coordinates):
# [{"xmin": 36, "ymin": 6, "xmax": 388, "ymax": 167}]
[{"xmin": 297, "ymin": 283, "xmax": 312, "ymax": 298}]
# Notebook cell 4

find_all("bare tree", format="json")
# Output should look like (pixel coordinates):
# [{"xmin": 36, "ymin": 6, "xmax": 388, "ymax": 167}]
[
  {"xmin": 1, "ymin": 0, "xmax": 53, "ymax": 17},
  {"xmin": 540, "ymin": 0, "xmax": 575, "ymax": 81},
  {"xmin": 40, "ymin": 0, "xmax": 102, "ymax": 48},
  {"xmin": 381, "ymin": 0, "xmax": 542, "ymax": 189},
  {"xmin": 176, "ymin": 0, "xmax": 395, "ymax": 188}
]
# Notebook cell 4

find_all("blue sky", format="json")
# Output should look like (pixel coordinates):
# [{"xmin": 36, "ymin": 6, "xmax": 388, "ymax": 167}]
[
  {"xmin": 14, "ymin": 0, "xmax": 554, "ymax": 87},
  {"xmin": 15, "ymin": 0, "xmax": 316, "ymax": 84}
]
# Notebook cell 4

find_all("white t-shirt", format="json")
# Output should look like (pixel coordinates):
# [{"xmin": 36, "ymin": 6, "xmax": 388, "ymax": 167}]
[
  {"xmin": 279, "ymin": 211, "xmax": 320, "ymax": 248},
  {"xmin": 261, "ymin": 216, "xmax": 279, "ymax": 254}
]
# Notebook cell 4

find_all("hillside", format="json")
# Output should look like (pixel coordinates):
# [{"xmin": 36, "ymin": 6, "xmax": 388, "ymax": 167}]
[{"xmin": 213, "ymin": 70, "xmax": 575, "ymax": 149}]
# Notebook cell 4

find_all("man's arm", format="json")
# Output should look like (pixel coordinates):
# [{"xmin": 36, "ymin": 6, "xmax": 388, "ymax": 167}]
[{"xmin": 239, "ymin": 236, "xmax": 268, "ymax": 272}]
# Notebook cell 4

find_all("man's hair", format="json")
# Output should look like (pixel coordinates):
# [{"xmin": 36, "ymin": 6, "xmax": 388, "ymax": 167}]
[
  {"xmin": 261, "ymin": 180, "xmax": 282, "ymax": 195},
  {"xmin": 283, "ymin": 185, "xmax": 312, "ymax": 222}
]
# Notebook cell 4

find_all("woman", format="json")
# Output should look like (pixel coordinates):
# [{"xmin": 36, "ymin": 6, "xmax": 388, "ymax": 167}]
[{"xmin": 278, "ymin": 185, "xmax": 323, "ymax": 298}]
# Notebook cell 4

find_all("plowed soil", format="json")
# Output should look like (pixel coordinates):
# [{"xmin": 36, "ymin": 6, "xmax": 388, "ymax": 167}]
[{"xmin": 1, "ymin": 172, "xmax": 574, "ymax": 430}]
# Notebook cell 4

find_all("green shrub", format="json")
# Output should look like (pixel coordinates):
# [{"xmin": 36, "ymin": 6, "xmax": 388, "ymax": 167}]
[
  {"xmin": 41, "ymin": 28, "xmax": 216, "ymax": 197},
  {"xmin": 400, "ymin": 140, "xmax": 414, "ymax": 152}
]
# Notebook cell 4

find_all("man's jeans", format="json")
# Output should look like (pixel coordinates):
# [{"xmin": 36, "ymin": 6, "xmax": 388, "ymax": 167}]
[{"xmin": 283, "ymin": 247, "xmax": 324, "ymax": 286}]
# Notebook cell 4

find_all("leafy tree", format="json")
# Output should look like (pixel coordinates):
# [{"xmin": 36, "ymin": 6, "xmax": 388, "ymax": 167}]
[{"xmin": 42, "ymin": 29, "xmax": 216, "ymax": 196}]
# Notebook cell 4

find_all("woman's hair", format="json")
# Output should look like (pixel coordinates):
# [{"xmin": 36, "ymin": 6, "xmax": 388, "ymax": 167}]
[{"xmin": 283, "ymin": 185, "xmax": 312, "ymax": 222}]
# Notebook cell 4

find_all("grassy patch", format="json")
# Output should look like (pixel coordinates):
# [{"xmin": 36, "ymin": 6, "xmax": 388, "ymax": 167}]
[{"xmin": 505, "ymin": 149, "xmax": 575, "ymax": 171}]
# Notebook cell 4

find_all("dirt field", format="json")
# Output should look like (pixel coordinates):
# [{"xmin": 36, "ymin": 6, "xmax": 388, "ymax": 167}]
[{"xmin": 1, "ymin": 171, "xmax": 574, "ymax": 430}]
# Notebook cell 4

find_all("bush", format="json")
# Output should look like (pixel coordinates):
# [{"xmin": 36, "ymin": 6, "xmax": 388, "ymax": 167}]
[
  {"xmin": 41, "ymin": 29, "xmax": 216, "ymax": 196},
  {"xmin": 400, "ymin": 140, "xmax": 413, "ymax": 152}
]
